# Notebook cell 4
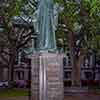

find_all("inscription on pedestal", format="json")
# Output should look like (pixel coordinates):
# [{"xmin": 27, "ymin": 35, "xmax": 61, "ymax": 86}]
[
  {"xmin": 47, "ymin": 63, "xmax": 63, "ymax": 100},
  {"xmin": 31, "ymin": 53, "xmax": 64, "ymax": 100}
]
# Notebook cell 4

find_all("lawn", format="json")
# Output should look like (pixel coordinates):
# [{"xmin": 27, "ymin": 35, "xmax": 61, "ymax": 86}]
[{"xmin": 0, "ymin": 88, "xmax": 29, "ymax": 98}]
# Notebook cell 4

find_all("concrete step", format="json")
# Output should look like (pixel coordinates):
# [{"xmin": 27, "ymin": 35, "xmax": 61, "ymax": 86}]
[{"xmin": 64, "ymin": 87, "xmax": 88, "ymax": 96}]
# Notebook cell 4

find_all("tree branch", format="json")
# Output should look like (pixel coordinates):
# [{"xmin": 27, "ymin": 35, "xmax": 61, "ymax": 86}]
[
  {"xmin": 0, "ymin": 53, "xmax": 9, "ymax": 64},
  {"xmin": 17, "ymin": 36, "xmax": 33, "ymax": 49},
  {"xmin": 2, "ymin": 49, "xmax": 12, "ymax": 56},
  {"xmin": 21, "ymin": 29, "xmax": 32, "ymax": 40}
]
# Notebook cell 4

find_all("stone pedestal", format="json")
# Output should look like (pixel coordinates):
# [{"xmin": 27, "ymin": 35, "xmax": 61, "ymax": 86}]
[
  {"xmin": 64, "ymin": 87, "xmax": 88, "ymax": 96},
  {"xmin": 31, "ymin": 53, "xmax": 64, "ymax": 100}
]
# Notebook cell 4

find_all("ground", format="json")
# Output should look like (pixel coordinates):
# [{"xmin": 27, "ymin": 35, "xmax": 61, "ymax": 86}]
[
  {"xmin": 64, "ymin": 93, "xmax": 100, "ymax": 100},
  {"xmin": 0, "ymin": 88, "xmax": 28, "ymax": 98},
  {"xmin": 0, "ymin": 88, "xmax": 100, "ymax": 100},
  {"xmin": 0, "ymin": 96, "xmax": 29, "ymax": 100},
  {"xmin": 0, "ymin": 94, "xmax": 100, "ymax": 100}
]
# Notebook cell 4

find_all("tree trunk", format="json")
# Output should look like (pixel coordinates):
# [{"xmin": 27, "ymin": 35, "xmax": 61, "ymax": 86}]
[
  {"xmin": 72, "ymin": 48, "xmax": 86, "ymax": 87},
  {"xmin": 71, "ymin": 56, "xmax": 80, "ymax": 87},
  {"xmin": 92, "ymin": 51, "xmax": 96, "ymax": 80},
  {"xmin": 67, "ymin": 31, "xmax": 80, "ymax": 87},
  {"xmin": 8, "ymin": 48, "xmax": 16, "ymax": 88},
  {"xmin": 68, "ymin": 31, "xmax": 86, "ymax": 87},
  {"xmin": 0, "ymin": 68, "xmax": 3, "ymax": 81}
]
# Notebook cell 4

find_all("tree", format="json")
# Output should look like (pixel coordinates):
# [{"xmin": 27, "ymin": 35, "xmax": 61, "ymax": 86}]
[
  {"xmin": 0, "ymin": 0, "xmax": 36, "ymax": 87},
  {"xmin": 55, "ymin": 0, "xmax": 100, "ymax": 87},
  {"xmin": 79, "ymin": 0, "xmax": 100, "ymax": 82}
]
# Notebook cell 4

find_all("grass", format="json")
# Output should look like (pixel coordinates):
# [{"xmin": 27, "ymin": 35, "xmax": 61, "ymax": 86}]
[{"xmin": 0, "ymin": 88, "xmax": 29, "ymax": 98}]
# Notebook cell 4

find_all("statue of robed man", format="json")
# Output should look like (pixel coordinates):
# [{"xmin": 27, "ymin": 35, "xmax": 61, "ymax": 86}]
[{"xmin": 37, "ymin": 0, "xmax": 56, "ymax": 51}]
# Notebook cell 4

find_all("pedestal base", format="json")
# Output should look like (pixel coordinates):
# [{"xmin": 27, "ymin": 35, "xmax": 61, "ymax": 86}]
[
  {"xmin": 31, "ymin": 53, "xmax": 64, "ymax": 100},
  {"xmin": 64, "ymin": 87, "xmax": 88, "ymax": 96}
]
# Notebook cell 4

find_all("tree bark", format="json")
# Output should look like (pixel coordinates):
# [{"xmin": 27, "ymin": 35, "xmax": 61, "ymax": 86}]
[
  {"xmin": 8, "ymin": 47, "xmax": 17, "ymax": 88},
  {"xmin": 72, "ymin": 48, "xmax": 86, "ymax": 87},
  {"xmin": 68, "ymin": 31, "xmax": 87, "ymax": 87},
  {"xmin": 0, "ymin": 68, "xmax": 3, "ymax": 81}
]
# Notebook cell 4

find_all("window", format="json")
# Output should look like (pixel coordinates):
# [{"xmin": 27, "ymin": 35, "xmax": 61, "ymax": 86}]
[
  {"xmin": 16, "ymin": 71, "xmax": 24, "ymax": 80},
  {"xmin": 64, "ymin": 71, "xmax": 71, "ymax": 79},
  {"xmin": 63, "ymin": 57, "xmax": 66, "ymax": 66},
  {"xmin": 85, "ymin": 72, "xmax": 92, "ymax": 80},
  {"xmin": 67, "ymin": 53, "xmax": 71, "ymax": 66},
  {"xmin": 83, "ymin": 57, "xmax": 90, "ymax": 67}
]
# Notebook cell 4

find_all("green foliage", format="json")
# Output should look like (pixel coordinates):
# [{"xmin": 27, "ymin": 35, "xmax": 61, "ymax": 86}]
[
  {"xmin": 80, "ymin": 0, "xmax": 100, "ymax": 51},
  {"xmin": 55, "ymin": 0, "xmax": 100, "ymax": 53},
  {"xmin": 55, "ymin": 0, "xmax": 80, "ymax": 51},
  {"xmin": 82, "ymin": 0, "xmax": 100, "ymax": 17},
  {"xmin": 57, "ymin": 1, "xmax": 80, "ymax": 31},
  {"xmin": 54, "ymin": 0, "xmax": 64, "ymax": 4},
  {"xmin": 0, "ymin": 0, "xmax": 25, "ymax": 23}
]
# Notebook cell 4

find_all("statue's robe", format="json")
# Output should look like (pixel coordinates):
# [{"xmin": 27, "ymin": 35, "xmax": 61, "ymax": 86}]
[{"xmin": 37, "ymin": 0, "xmax": 56, "ymax": 51}]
